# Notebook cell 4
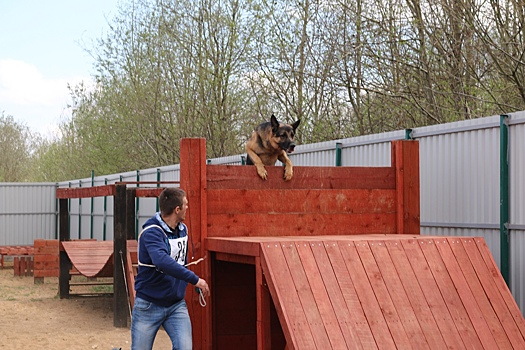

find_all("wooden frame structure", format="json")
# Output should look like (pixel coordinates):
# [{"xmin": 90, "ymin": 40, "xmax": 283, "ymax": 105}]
[
  {"xmin": 56, "ymin": 138, "xmax": 525, "ymax": 349},
  {"xmin": 180, "ymin": 138, "xmax": 421, "ymax": 349}
]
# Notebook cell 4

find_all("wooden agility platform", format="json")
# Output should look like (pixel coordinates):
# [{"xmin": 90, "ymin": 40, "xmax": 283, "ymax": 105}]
[{"xmin": 208, "ymin": 234, "xmax": 525, "ymax": 349}]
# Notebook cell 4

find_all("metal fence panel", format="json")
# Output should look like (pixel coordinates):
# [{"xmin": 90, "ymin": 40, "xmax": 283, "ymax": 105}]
[{"xmin": 0, "ymin": 183, "xmax": 57, "ymax": 245}]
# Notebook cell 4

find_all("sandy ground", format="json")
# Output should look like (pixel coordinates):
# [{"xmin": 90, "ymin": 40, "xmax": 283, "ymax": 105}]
[{"xmin": 0, "ymin": 267, "xmax": 171, "ymax": 350}]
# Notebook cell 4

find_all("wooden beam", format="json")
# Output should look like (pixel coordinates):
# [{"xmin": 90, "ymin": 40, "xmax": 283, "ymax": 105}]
[
  {"xmin": 135, "ymin": 187, "xmax": 164, "ymax": 198},
  {"xmin": 256, "ymin": 256, "xmax": 272, "ymax": 350},
  {"xmin": 392, "ymin": 140, "xmax": 420, "ymax": 234},
  {"xmin": 58, "ymin": 198, "xmax": 71, "ymax": 299},
  {"xmin": 113, "ymin": 184, "xmax": 128, "ymax": 327},
  {"xmin": 207, "ymin": 165, "xmax": 395, "ymax": 190},
  {"xmin": 56, "ymin": 185, "xmax": 115, "ymax": 199},
  {"xmin": 180, "ymin": 138, "xmax": 211, "ymax": 349}
]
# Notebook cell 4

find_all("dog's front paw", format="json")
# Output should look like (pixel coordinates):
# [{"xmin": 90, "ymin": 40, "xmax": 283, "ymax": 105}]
[
  {"xmin": 256, "ymin": 165, "xmax": 268, "ymax": 180},
  {"xmin": 283, "ymin": 166, "xmax": 293, "ymax": 181}
]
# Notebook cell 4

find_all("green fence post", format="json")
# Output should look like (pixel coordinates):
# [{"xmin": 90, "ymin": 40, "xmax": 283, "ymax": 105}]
[
  {"xmin": 500, "ymin": 115, "xmax": 510, "ymax": 286},
  {"xmin": 335, "ymin": 143, "xmax": 342, "ymax": 166}
]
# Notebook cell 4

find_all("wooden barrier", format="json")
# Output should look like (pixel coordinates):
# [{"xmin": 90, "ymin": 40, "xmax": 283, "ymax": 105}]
[{"xmin": 33, "ymin": 239, "xmax": 59, "ymax": 283}]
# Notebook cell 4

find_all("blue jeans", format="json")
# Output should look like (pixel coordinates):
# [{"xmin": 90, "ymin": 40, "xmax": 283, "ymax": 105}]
[{"xmin": 131, "ymin": 297, "xmax": 192, "ymax": 350}]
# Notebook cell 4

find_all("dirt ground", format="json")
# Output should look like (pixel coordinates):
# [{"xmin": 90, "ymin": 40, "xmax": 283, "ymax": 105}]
[{"xmin": 0, "ymin": 267, "xmax": 171, "ymax": 350}]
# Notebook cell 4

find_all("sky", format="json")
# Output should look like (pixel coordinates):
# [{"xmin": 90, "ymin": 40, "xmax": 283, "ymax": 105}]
[{"xmin": 0, "ymin": 0, "xmax": 121, "ymax": 137}]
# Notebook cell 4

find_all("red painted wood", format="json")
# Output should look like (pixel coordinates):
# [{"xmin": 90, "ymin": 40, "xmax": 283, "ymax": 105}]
[
  {"xmin": 325, "ymin": 242, "xmax": 375, "ymax": 349},
  {"xmin": 369, "ymin": 241, "xmax": 430, "ymax": 349},
  {"xmin": 384, "ymin": 240, "xmax": 448, "ymax": 349},
  {"xmin": 442, "ymin": 237, "xmax": 512, "ymax": 349},
  {"xmin": 309, "ymin": 242, "xmax": 362, "ymax": 349},
  {"xmin": 392, "ymin": 141, "xmax": 420, "ymax": 234},
  {"xmin": 207, "ymin": 189, "xmax": 396, "ymax": 214},
  {"xmin": 281, "ymin": 242, "xmax": 332, "ymax": 349},
  {"xmin": 207, "ymin": 213, "xmax": 397, "ymax": 237},
  {"xmin": 465, "ymin": 238, "xmax": 525, "ymax": 347},
  {"xmin": 434, "ymin": 238, "xmax": 501, "ymax": 348},
  {"xmin": 355, "ymin": 241, "xmax": 412, "ymax": 349},
  {"xmin": 419, "ymin": 239, "xmax": 483, "ymax": 349},
  {"xmin": 56, "ymin": 185, "xmax": 115, "ymax": 199},
  {"xmin": 338, "ymin": 241, "xmax": 396, "ymax": 350},
  {"xmin": 294, "ymin": 241, "xmax": 348, "ymax": 349},
  {"xmin": 134, "ymin": 188, "xmax": 164, "ymax": 198},
  {"xmin": 260, "ymin": 242, "xmax": 316, "ymax": 350},
  {"xmin": 207, "ymin": 165, "xmax": 396, "ymax": 190},
  {"xmin": 401, "ymin": 239, "xmax": 466, "ymax": 349},
  {"xmin": 180, "ymin": 138, "xmax": 210, "ymax": 349}
]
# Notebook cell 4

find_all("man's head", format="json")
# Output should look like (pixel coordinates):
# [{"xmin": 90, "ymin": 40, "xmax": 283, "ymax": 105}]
[{"xmin": 159, "ymin": 188, "xmax": 188, "ymax": 223}]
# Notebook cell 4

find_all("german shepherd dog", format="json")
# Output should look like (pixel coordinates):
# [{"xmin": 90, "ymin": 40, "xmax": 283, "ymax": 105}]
[{"xmin": 245, "ymin": 114, "xmax": 300, "ymax": 181}]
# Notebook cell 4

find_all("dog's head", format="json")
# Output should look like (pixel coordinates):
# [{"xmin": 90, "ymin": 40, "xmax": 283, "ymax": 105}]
[{"xmin": 270, "ymin": 114, "xmax": 300, "ymax": 153}]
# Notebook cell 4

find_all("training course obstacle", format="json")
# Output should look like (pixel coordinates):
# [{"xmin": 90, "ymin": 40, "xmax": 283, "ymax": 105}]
[
  {"xmin": 178, "ymin": 138, "xmax": 525, "ymax": 350},
  {"xmin": 56, "ymin": 138, "xmax": 525, "ymax": 349}
]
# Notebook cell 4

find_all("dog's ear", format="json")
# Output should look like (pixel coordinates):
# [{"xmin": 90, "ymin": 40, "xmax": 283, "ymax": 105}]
[
  {"xmin": 270, "ymin": 114, "xmax": 280, "ymax": 133},
  {"xmin": 291, "ymin": 119, "xmax": 301, "ymax": 131}
]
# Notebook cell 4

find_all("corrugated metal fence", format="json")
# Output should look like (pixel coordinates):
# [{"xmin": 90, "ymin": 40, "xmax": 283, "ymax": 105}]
[{"xmin": 1, "ymin": 111, "xmax": 524, "ymax": 312}]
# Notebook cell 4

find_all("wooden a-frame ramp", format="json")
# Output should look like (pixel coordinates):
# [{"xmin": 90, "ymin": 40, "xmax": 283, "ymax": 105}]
[{"xmin": 206, "ymin": 235, "xmax": 525, "ymax": 349}]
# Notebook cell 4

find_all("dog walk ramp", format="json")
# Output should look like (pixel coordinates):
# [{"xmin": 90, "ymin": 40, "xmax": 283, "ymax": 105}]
[{"xmin": 259, "ymin": 236, "xmax": 525, "ymax": 350}]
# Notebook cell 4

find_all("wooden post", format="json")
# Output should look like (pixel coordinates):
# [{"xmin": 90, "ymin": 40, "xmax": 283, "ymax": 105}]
[
  {"xmin": 392, "ymin": 140, "xmax": 420, "ymax": 234},
  {"xmin": 256, "ymin": 256, "xmax": 272, "ymax": 350},
  {"xmin": 180, "ymin": 138, "xmax": 210, "ymax": 349},
  {"xmin": 58, "ymin": 198, "xmax": 71, "ymax": 298},
  {"xmin": 126, "ymin": 189, "xmax": 137, "ymax": 240},
  {"xmin": 114, "ymin": 184, "xmax": 128, "ymax": 327}
]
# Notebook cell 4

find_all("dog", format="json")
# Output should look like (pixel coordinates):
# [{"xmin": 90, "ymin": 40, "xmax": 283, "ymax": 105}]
[{"xmin": 245, "ymin": 114, "xmax": 300, "ymax": 181}]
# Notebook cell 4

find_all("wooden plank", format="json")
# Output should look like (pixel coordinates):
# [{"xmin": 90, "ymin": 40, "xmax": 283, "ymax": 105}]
[
  {"xmin": 56, "ymin": 185, "xmax": 115, "ymax": 199},
  {"xmin": 325, "ymin": 242, "xmax": 375, "ymax": 349},
  {"xmin": 392, "ymin": 141, "xmax": 420, "ymax": 234},
  {"xmin": 207, "ymin": 189, "xmax": 396, "ymax": 215},
  {"xmin": 214, "ymin": 252, "xmax": 255, "ymax": 265},
  {"xmin": 447, "ymin": 238, "xmax": 514, "ymax": 348},
  {"xmin": 207, "ymin": 238, "xmax": 261, "ymax": 257},
  {"xmin": 260, "ymin": 242, "xmax": 316, "ymax": 350},
  {"xmin": 355, "ymin": 241, "xmax": 411, "ymax": 349},
  {"xmin": 135, "ymin": 187, "xmax": 164, "ymax": 198},
  {"xmin": 180, "ymin": 138, "xmax": 210, "ymax": 350},
  {"xmin": 464, "ymin": 238, "xmax": 525, "ymax": 347},
  {"xmin": 281, "ymin": 242, "xmax": 332, "ymax": 349},
  {"xmin": 208, "ymin": 213, "xmax": 397, "ymax": 237},
  {"xmin": 294, "ymin": 241, "xmax": 348, "ymax": 349},
  {"xmin": 418, "ymin": 239, "xmax": 482, "ymax": 348},
  {"xmin": 310, "ymin": 242, "xmax": 361, "ymax": 349},
  {"xmin": 401, "ymin": 239, "xmax": 466, "ymax": 349},
  {"xmin": 384, "ymin": 240, "xmax": 447, "ymax": 349},
  {"xmin": 255, "ymin": 257, "xmax": 271, "ymax": 350},
  {"xmin": 433, "ymin": 238, "xmax": 500, "ymax": 349},
  {"xmin": 369, "ymin": 240, "xmax": 429, "ymax": 349},
  {"xmin": 207, "ymin": 165, "xmax": 396, "ymax": 190},
  {"xmin": 338, "ymin": 241, "xmax": 396, "ymax": 349}
]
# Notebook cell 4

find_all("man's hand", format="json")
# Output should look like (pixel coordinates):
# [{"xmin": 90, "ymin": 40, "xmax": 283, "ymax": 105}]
[{"xmin": 196, "ymin": 278, "xmax": 210, "ymax": 298}]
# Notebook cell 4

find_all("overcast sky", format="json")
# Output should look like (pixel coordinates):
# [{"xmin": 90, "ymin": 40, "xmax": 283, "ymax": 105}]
[{"xmin": 0, "ymin": 0, "xmax": 120, "ymax": 137}]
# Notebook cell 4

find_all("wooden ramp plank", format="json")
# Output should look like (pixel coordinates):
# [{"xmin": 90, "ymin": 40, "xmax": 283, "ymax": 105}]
[
  {"xmin": 310, "ymin": 242, "xmax": 362, "ymax": 350},
  {"xmin": 401, "ymin": 239, "xmax": 466, "ymax": 349},
  {"xmin": 260, "ymin": 242, "xmax": 316, "ymax": 350},
  {"xmin": 419, "ymin": 239, "xmax": 483, "ymax": 349},
  {"xmin": 355, "ymin": 241, "xmax": 411, "ymax": 349},
  {"xmin": 338, "ymin": 241, "xmax": 396, "ymax": 349},
  {"xmin": 466, "ymin": 238, "xmax": 525, "ymax": 347},
  {"xmin": 384, "ymin": 240, "xmax": 448, "ymax": 350},
  {"xmin": 281, "ymin": 242, "xmax": 333, "ymax": 349},
  {"xmin": 369, "ymin": 240, "xmax": 430, "ymax": 349},
  {"xmin": 295, "ymin": 241, "xmax": 348, "ymax": 350},
  {"xmin": 437, "ymin": 238, "xmax": 508, "ymax": 349},
  {"xmin": 325, "ymin": 242, "xmax": 375, "ymax": 349}
]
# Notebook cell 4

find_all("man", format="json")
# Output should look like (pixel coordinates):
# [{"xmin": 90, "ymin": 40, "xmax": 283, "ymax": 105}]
[{"xmin": 131, "ymin": 187, "xmax": 210, "ymax": 350}]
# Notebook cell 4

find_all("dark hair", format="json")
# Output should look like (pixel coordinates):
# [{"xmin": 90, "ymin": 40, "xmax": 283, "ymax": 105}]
[{"xmin": 159, "ymin": 188, "xmax": 186, "ymax": 216}]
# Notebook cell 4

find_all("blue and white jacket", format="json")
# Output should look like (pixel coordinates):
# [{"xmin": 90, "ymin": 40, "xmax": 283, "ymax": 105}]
[{"xmin": 135, "ymin": 213, "xmax": 199, "ymax": 307}]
